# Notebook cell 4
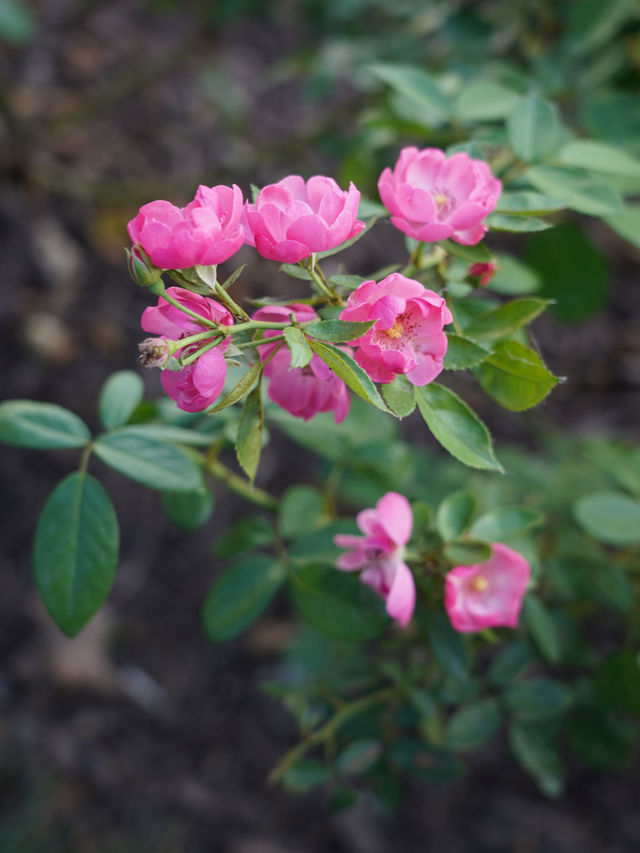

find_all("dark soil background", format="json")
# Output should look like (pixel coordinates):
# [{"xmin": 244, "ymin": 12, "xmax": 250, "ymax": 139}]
[{"xmin": 1, "ymin": 2, "xmax": 639, "ymax": 851}]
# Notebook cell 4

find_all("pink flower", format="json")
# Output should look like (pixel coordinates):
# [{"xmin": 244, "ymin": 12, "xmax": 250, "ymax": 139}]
[
  {"xmin": 334, "ymin": 492, "xmax": 415, "ymax": 627},
  {"xmin": 378, "ymin": 147, "xmax": 502, "ymax": 246},
  {"xmin": 444, "ymin": 543, "xmax": 531, "ymax": 633},
  {"xmin": 339, "ymin": 273, "xmax": 452, "ymax": 385},
  {"xmin": 244, "ymin": 175, "xmax": 365, "ymax": 263},
  {"xmin": 141, "ymin": 286, "xmax": 233, "ymax": 412},
  {"xmin": 468, "ymin": 261, "xmax": 497, "ymax": 287},
  {"xmin": 253, "ymin": 304, "xmax": 350, "ymax": 423},
  {"xmin": 127, "ymin": 184, "xmax": 245, "ymax": 269}
]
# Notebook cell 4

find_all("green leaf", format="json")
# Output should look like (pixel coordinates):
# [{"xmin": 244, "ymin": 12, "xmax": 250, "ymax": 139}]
[
  {"xmin": 279, "ymin": 263, "xmax": 312, "ymax": 280},
  {"xmin": 525, "ymin": 166, "xmax": 624, "ymax": 217},
  {"xmin": 525, "ymin": 223, "xmax": 609, "ymax": 322},
  {"xmin": 282, "ymin": 759, "xmax": 331, "ymax": 792},
  {"xmin": 507, "ymin": 95, "xmax": 560, "ymax": 162},
  {"xmin": 304, "ymin": 319, "xmax": 374, "ymax": 343},
  {"xmin": 594, "ymin": 650, "xmax": 640, "ymax": 716},
  {"xmin": 443, "ymin": 540, "xmax": 492, "ymax": 565},
  {"xmin": 162, "ymin": 485, "xmax": 214, "ymax": 531},
  {"xmin": 470, "ymin": 506, "xmax": 543, "ymax": 541},
  {"xmin": 444, "ymin": 698, "xmax": 501, "ymax": 750},
  {"xmin": 368, "ymin": 63, "xmax": 450, "ymax": 121},
  {"xmin": 0, "ymin": 400, "xmax": 90, "ymax": 450},
  {"xmin": 203, "ymin": 555, "xmax": 286, "ymax": 642},
  {"xmin": 0, "ymin": 0, "xmax": 35, "ymax": 43},
  {"xmin": 213, "ymin": 514, "xmax": 274, "ymax": 558},
  {"xmin": 465, "ymin": 298, "xmax": 551, "ymax": 343},
  {"xmin": 426, "ymin": 611, "xmax": 468, "ymax": 679},
  {"xmin": 336, "ymin": 740, "xmax": 384, "ymax": 776},
  {"xmin": 568, "ymin": 710, "xmax": 636, "ymax": 771},
  {"xmin": 283, "ymin": 326, "xmax": 313, "ymax": 369},
  {"xmin": 290, "ymin": 563, "xmax": 388, "ymax": 642},
  {"xmin": 443, "ymin": 334, "xmax": 489, "ymax": 370},
  {"xmin": 566, "ymin": 0, "xmax": 637, "ymax": 57},
  {"xmin": 235, "ymin": 384, "xmax": 264, "ymax": 481},
  {"xmin": 389, "ymin": 740, "xmax": 466, "ymax": 782},
  {"xmin": 33, "ymin": 472, "xmax": 119, "ymax": 637},
  {"xmin": 488, "ymin": 641, "xmax": 533, "ymax": 684},
  {"xmin": 585, "ymin": 438, "xmax": 640, "ymax": 497},
  {"xmin": 476, "ymin": 341, "xmax": 559, "ymax": 412},
  {"xmin": 279, "ymin": 486, "xmax": 323, "ymax": 539},
  {"xmin": 415, "ymin": 383, "xmax": 502, "ymax": 472},
  {"xmin": 382, "ymin": 374, "xmax": 416, "ymax": 418},
  {"xmin": 436, "ymin": 491, "xmax": 476, "ymax": 541},
  {"xmin": 504, "ymin": 679, "xmax": 572, "ymax": 721},
  {"xmin": 220, "ymin": 263, "xmax": 247, "ymax": 290},
  {"xmin": 495, "ymin": 192, "xmax": 566, "ymax": 216},
  {"xmin": 573, "ymin": 491, "xmax": 640, "ymax": 546},
  {"xmin": 523, "ymin": 595, "xmax": 561, "ymax": 665},
  {"xmin": 509, "ymin": 723, "xmax": 564, "ymax": 797},
  {"xmin": 108, "ymin": 423, "xmax": 216, "ymax": 446},
  {"xmin": 488, "ymin": 255, "xmax": 541, "ymax": 296},
  {"xmin": 485, "ymin": 213, "xmax": 552, "ymax": 233},
  {"xmin": 329, "ymin": 274, "xmax": 364, "ymax": 290},
  {"xmin": 605, "ymin": 204, "xmax": 640, "ymax": 250},
  {"xmin": 558, "ymin": 140, "xmax": 640, "ymax": 179},
  {"xmin": 208, "ymin": 362, "xmax": 262, "ymax": 413},
  {"xmin": 439, "ymin": 239, "xmax": 492, "ymax": 264},
  {"xmin": 453, "ymin": 80, "xmax": 519, "ymax": 122},
  {"xmin": 98, "ymin": 370, "xmax": 144, "ymax": 430},
  {"xmin": 93, "ymin": 430, "xmax": 202, "ymax": 491},
  {"xmin": 308, "ymin": 339, "xmax": 389, "ymax": 412}
]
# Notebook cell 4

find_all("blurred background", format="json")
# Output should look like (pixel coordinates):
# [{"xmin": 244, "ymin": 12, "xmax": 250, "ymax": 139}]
[{"xmin": 1, "ymin": 1, "xmax": 639, "ymax": 850}]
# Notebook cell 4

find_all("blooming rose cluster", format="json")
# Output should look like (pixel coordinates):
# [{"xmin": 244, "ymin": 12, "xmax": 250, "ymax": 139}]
[{"xmin": 335, "ymin": 494, "xmax": 530, "ymax": 632}]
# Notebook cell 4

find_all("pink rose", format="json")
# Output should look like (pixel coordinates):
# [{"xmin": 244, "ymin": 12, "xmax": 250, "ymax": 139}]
[
  {"xmin": 244, "ymin": 175, "xmax": 365, "ymax": 263},
  {"xmin": 445, "ymin": 543, "xmax": 531, "ymax": 633},
  {"xmin": 141, "ymin": 287, "xmax": 233, "ymax": 412},
  {"xmin": 127, "ymin": 184, "xmax": 245, "ymax": 269},
  {"xmin": 339, "ymin": 273, "xmax": 452, "ymax": 385},
  {"xmin": 253, "ymin": 304, "xmax": 350, "ymax": 423},
  {"xmin": 468, "ymin": 260, "xmax": 498, "ymax": 287},
  {"xmin": 334, "ymin": 492, "xmax": 415, "ymax": 627},
  {"xmin": 378, "ymin": 147, "xmax": 502, "ymax": 246}
]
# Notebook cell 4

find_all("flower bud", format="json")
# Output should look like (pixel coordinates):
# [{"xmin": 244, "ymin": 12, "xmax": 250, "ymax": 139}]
[
  {"xmin": 138, "ymin": 336, "xmax": 174, "ymax": 368},
  {"xmin": 126, "ymin": 247, "xmax": 162, "ymax": 287}
]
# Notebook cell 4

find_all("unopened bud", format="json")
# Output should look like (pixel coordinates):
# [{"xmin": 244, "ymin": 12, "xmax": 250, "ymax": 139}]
[
  {"xmin": 138, "ymin": 337, "xmax": 175, "ymax": 368},
  {"xmin": 126, "ymin": 247, "xmax": 162, "ymax": 287}
]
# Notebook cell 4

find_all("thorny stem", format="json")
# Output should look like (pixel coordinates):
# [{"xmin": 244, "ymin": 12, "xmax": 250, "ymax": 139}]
[
  {"xmin": 268, "ymin": 687, "xmax": 395, "ymax": 784},
  {"xmin": 173, "ymin": 330, "xmax": 217, "ymax": 349},
  {"xmin": 179, "ymin": 336, "xmax": 224, "ymax": 366}
]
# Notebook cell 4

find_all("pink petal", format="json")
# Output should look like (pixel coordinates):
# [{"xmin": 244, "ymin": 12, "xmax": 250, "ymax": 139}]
[
  {"xmin": 376, "ymin": 492, "xmax": 413, "ymax": 545},
  {"xmin": 385, "ymin": 561, "xmax": 416, "ymax": 627}
]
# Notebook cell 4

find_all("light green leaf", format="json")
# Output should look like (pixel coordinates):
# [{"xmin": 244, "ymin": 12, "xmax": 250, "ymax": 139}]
[
  {"xmin": 0, "ymin": 0, "xmax": 35, "ymax": 43},
  {"xmin": 574, "ymin": 492, "xmax": 640, "ymax": 546},
  {"xmin": 304, "ymin": 319, "xmax": 374, "ymax": 343},
  {"xmin": 439, "ymin": 239, "xmax": 492, "ymax": 264},
  {"xmin": 162, "ymin": 485, "xmax": 214, "ymax": 531},
  {"xmin": 453, "ymin": 80, "xmax": 519, "ymax": 122},
  {"xmin": 507, "ymin": 95, "xmax": 560, "ymax": 162},
  {"xmin": 525, "ymin": 166, "xmax": 624, "ymax": 217},
  {"xmin": 605, "ymin": 203, "xmax": 640, "ymax": 250},
  {"xmin": 279, "ymin": 486, "xmax": 323, "ymax": 539},
  {"xmin": 202, "ymin": 555, "xmax": 286, "ymax": 642},
  {"xmin": 488, "ymin": 256, "xmax": 541, "ymax": 296},
  {"xmin": 486, "ymin": 213, "xmax": 552, "ymax": 233},
  {"xmin": 34, "ymin": 472, "xmax": 119, "ymax": 637},
  {"xmin": 558, "ymin": 140, "xmax": 640, "ymax": 179},
  {"xmin": 465, "ymin": 298, "xmax": 551, "ymax": 343},
  {"xmin": 235, "ymin": 384, "xmax": 264, "ymax": 481},
  {"xmin": 443, "ymin": 540, "xmax": 492, "ymax": 565},
  {"xmin": 279, "ymin": 263, "xmax": 312, "ymax": 280},
  {"xmin": 0, "ymin": 400, "xmax": 90, "ymax": 450},
  {"xmin": 416, "ymin": 383, "xmax": 502, "ymax": 472},
  {"xmin": 476, "ymin": 341, "xmax": 559, "ymax": 412},
  {"xmin": 308, "ymin": 339, "xmax": 389, "ymax": 412},
  {"xmin": 93, "ymin": 430, "xmax": 202, "ymax": 491},
  {"xmin": 107, "ymin": 423, "xmax": 216, "ymax": 446},
  {"xmin": 470, "ymin": 506, "xmax": 543, "ymax": 541},
  {"xmin": 283, "ymin": 326, "xmax": 313, "ymax": 369},
  {"xmin": 209, "ymin": 362, "xmax": 262, "ymax": 414},
  {"xmin": 443, "ymin": 334, "xmax": 489, "ymax": 370},
  {"xmin": 99, "ymin": 370, "xmax": 144, "ymax": 430},
  {"xmin": 495, "ymin": 191, "xmax": 566, "ymax": 216},
  {"xmin": 329, "ymin": 274, "xmax": 365, "ymax": 290},
  {"xmin": 382, "ymin": 374, "xmax": 416, "ymax": 419},
  {"xmin": 368, "ymin": 63, "xmax": 450, "ymax": 120},
  {"xmin": 437, "ymin": 491, "xmax": 476, "ymax": 541}
]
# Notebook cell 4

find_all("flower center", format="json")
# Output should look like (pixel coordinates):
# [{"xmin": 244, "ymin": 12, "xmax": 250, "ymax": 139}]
[
  {"xmin": 432, "ymin": 190, "xmax": 455, "ymax": 220},
  {"xmin": 470, "ymin": 574, "xmax": 489, "ymax": 592},
  {"xmin": 385, "ymin": 320, "xmax": 405, "ymax": 339},
  {"xmin": 433, "ymin": 192, "xmax": 448, "ymax": 207}
]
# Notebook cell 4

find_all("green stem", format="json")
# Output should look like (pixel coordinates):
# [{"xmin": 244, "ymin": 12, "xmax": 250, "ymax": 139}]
[
  {"xmin": 307, "ymin": 262, "xmax": 345, "ymax": 306},
  {"xmin": 268, "ymin": 687, "xmax": 394, "ymax": 784},
  {"xmin": 156, "ymin": 285, "xmax": 221, "ymax": 329},
  {"xmin": 235, "ymin": 335, "xmax": 286, "ymax": 350},
  {"xmin": 180, "ymin": 337, "xmax": 224, "ymax": 366},
  {"xmin": 174, "ymin": 330, "xmax": 217, "ymax": 348},
  {"xmin": 78, "ymin": 442, "xmax": 94, "ymax": 475},
  {"xmin": 203, "ymin": 455, "xmax": 279, "ymax": 511},
  {"xmin": 231, "ymin": 320, "xmax": 292, "ymax": 333},
  {"xmin": 214, "ymin": 281, "xmax": 250, "ymax": 321}
]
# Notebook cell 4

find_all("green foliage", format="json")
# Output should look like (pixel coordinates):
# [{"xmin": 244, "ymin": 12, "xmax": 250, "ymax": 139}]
[
  {"xmin": 0, "ymin": 401, "xmax": 90, "ymax": 450},
  {"xmin": 99, "ymin": 370, "xmax": 145, "ymax": 430}
]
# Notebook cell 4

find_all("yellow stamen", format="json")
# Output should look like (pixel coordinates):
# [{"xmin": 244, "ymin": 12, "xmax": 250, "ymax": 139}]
[
  {"xmin": 471, "ymin": 575, "xmax": 488, "ymax": 592},
  {"xmin": 433, "ymin": 192, "xmax": 448, "ymax": 207},
  {"xmin": 385, "ymin": 320, "xmax": 404, "ymax": 339}
]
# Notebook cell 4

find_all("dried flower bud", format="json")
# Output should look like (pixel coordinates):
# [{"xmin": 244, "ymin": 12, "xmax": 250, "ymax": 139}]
[{"xmin": 138, "ymin": 337, "xmax": 173, "ymax": 368}]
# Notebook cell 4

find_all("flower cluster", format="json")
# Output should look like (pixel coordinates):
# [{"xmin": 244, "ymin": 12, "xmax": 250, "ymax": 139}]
[{"xmin": 335, "ymin": 494, "xmax": 530, "ymax": 632}]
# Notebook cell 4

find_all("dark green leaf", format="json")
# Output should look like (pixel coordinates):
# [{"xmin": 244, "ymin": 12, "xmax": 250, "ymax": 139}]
[
  {"xmin": 465, "ymin": 298, "xmax": 551, "ymax": 343},
  {"xmin": 162, "ymin": 485, "xmax": 214, "ymax": 531},
  {"xmin": 416, "ymin": 383, "xmax": 502, "ymax": 471},
  {"xmin": 282, "ymin": 759, "xmax": 330, "ymax": 792},
  {"xmin": 568, "ymin": 710, "xmax": 636, "ymax": 771},
  {"xmin": 99, "ymin": 370, "xmax": 144, "ymax": 430},
  {"xmin": 470, "ymin": 506, "xmax": 543, "ymax": 541},
  {"xmin": 308, "ymin": 339, "xmax": 389, "ymax": 412},
  {"xmin": 202, "ymin": 555, "xmax": 285, "ymax": 642},
  {"xmin": 235, "ymin": 384, "xmax": 264, "ymax": 481},
  {"xmin": 290, "ymin": 563, "xmax": 388, "ymax": 642},
  {"xmin": 573, "ymin": 491, "xmax": 640, "ymax": 545},
  {"xmin": 507, "ymin": 95, "xmax": 560, "ymax": 162},
  {"xmin": 594, "ymin": 650, "xmax": 640, "ymax": 716},
  {"xmin": 213, "ymin": 514, "xmax": 274, "ymax": 558},
  {"xmin": 382, "ymin": 374, "xmax": 416, "ymax": 418},
  {"xmin": 488, "ymin": 641, "xmax": 534, "ymax": 684},
  {"xmin": 443, "ymin": 334, "xmax": 489, "ymax": 370},
  {"xmin": 209, "ymin": 362, "xmax": 262, "ymax": 413},
  {"xmin": 444, "ymin": 698, "xmax": 501, "ymax": 750},
  {"xmin": 0, "ymin": 400, "xmax": 90, "ymax": 450},
  {"xmin": 523, "ymin": 595, "xmax": 562, "ymax": 665},
  {"xmin": 283, "ymin": 326, "xmax": 313, "ymax": 369},
  {"xmin": 509, "ymin": 722, "xmax": 564, "ymax": 797},
  {"xmin": 477, "ymin": 341, "xmax": 559, "ymax": 411},
  {"xmin": 389, "ymin": 739, "xmax": 466, "ymax": 781},
  {"xmin": 439, "ymin": 239, "xmax": 492, "ymax": 264},
  {"xmin": 94, "ymin": 430, "xmax": 202, "ymax": 491},
  {"xmin": 443, "ymin": 540, "xmax": 492, "ymax": 565},
  {"xmin": 34, "ymin": 472, "xmax": 119, "ymax": 636},
  {"xmin": 279, "ymin": 486, "xmax": 323, "ymax": 539},
  {"xmin": 504, "ymin": 679, "xmax": 572, "ymax": 721},
  {"xmin": 436, "ymin": 491, "xmax": 476, "ymax": 541},
  {"xmin": 304, "ymin": 319, "xmax": 374, "ymax": 343},
  {"xmin": 426, "ymin": 611, "xmax": 468, "ymax": 679},
  {"xmin": 336, "ymin": 740, "xmax": 383, "ymax": 776}
]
